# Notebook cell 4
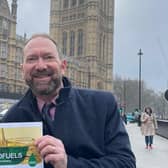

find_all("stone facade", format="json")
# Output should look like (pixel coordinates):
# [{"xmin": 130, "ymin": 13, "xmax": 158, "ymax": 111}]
[
  {"xmin": 50, "ymin": 0, "xmax": 114, "ymax": 90},
  {"xmin": 0, "ymin": 0, "xmax": 26, "ymax": 97},
  {"xmin": 0, "ymin": 0, "xmax": 114, "ymax": 98}
]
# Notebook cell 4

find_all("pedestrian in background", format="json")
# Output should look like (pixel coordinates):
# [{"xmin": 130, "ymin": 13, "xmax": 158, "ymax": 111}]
[
  {"xmin": 134, "ymin": 109, "xmax": 141, "ymax": 126},
  {"xmin": 121, "ymin": 112, "xmax": 127, "ymax": 125},
  {"xmin": 140, "ymin": 107, "xmax": 158, "ymax": 149}
]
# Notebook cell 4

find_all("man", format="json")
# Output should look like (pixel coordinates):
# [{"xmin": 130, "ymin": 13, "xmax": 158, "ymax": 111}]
[{"xmin": 2, "ymin": 34, "xmax": 136, "ymax": 168}]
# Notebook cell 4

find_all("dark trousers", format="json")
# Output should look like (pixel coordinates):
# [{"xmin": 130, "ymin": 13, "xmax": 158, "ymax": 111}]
[{"xmin": 145, "ymin": 136, "xmax": 153, "ymax": 146}]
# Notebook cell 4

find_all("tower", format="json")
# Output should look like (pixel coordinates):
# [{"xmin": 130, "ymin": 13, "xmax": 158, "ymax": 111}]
[
  {"xmin": 11, "ymin": 0, "xmax": 17, "ymax": 19},
  {"xmin": 0, "ymin": 0, "xmax": 26, "ymax": 98},
  {"xmin": 50, "ymin": 0, "xmax": 114, "ymax": 91}
]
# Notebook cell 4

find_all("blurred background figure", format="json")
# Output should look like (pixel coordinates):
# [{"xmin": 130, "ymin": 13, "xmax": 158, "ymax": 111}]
[
  {"xmin": 140, "ymin": 107, "xmax": 158, "ymax": 149},
  {"xmin": 121, "ymin": 112, "xmax": 127, "ymax": 125},
  {"xmin": 133, "ymin": 108, "xmax": 141, "ymax": 126}
]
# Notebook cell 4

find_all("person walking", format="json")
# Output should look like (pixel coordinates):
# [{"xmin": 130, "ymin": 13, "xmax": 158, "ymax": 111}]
[
  {"xmin": 121, "ymin": 112, "xmax": 127, "ymax": 125},
  {"xmin": 2, "ymin": 34, "xmax": 136, "ymax": 168},
  {"xmin": 140, "ymin": 107, "xmax": 158, "ymax": 149}
]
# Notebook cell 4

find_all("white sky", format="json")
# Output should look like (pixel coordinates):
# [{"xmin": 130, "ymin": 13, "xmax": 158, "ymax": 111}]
[
  {"xmin": 114, "ymin": 0, "xmax": 168, "ymax": 93},
  {"xmin": 7, "ymin": 0, "xmax": 168, "ymax": 93}
]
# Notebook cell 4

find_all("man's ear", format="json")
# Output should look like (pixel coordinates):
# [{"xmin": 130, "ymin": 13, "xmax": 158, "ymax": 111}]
[{"xmin": 61, "ymin": 59, "xmax": 67, "ymax": 75}]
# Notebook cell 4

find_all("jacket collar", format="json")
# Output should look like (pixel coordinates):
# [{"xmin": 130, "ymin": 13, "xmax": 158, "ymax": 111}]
[{"xmin": 56, "ymin": 76, "xmax": 72, "ymax": 105}]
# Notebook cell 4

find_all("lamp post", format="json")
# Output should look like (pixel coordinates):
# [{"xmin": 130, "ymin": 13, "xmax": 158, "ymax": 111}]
[
  {"xmin": 137, "ymin": 49, "xmax": 143, "ymax": 112},
  {"xmin": 123, "ymin": 80, "xmax": 126, "ymax": 113}
]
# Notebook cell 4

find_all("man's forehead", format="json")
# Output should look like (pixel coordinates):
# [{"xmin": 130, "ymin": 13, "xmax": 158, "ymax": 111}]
[
  {"xmin": 24, "ymin": 37, "xmax": 57, "ymax": 52},
  {"xmin": 23, "ymin": 39, "xmax": 61, "ymax": 63},
  {"xmin": 23, "ymin": 37, "xmax": 58, "ymax": 54}
]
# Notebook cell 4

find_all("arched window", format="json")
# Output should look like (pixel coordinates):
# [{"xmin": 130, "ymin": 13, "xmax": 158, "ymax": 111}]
[
  {"xmin": 0, "ymin": 64, "xmax": 7, "ymax": 78},
  {"xmin": 100, "ymin": 0, "xmax": 103, "ymax": 8},
  {"xmin": 0, "ymin": 42, "xmax": 8, "ymax": 59},
  {"xmin": 70, "ymin": 31, "xmax": 75, "ymax": 56},
  {"xmin": 97, "ymin": 81, "xmax": 103, "ymax": 90},
  {"xmin": 102, "ymin": 35, "xmax": 105, "ymax": 60},
  {"xmin": 71, "ymin": 0, "xmax": 77, "ymax": 7},
  {"xmin": 62, "ymin": 31, "xmax": 67, "ymax": 55},
  {"xmin": 63, "ymin": 0, "xmax": 69, "ymax": 8},
  {"xmin": 79, "ymin": 0, "xmax": 84, "ymax": 5},
  {"xmin": 2, "ymin": 19, "xmax": 9, "ymax": 40},
  {"xmin": 77, "ymin": 29, "xmax": 83, "ymax": 56},
  {"xmin": 104, "ymin": 0, "xmax": 106, "ymax": 13},
  {"xmin": 99, "ymin": 33, "xmax": 103, "ymax": 60}
]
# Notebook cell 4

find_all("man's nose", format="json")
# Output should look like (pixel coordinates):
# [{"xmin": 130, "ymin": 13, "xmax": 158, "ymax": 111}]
[{"xmin": 35, "ymin": 58, "xmax": 47, "ymax": 70}]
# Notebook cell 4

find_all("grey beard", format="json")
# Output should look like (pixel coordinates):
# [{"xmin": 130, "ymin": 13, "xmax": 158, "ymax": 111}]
[{"xmin": 26, "ymin": 77, "xmax": 62, "ymax": 96}]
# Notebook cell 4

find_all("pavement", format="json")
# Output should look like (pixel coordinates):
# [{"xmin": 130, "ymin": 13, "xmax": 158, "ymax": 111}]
[{"xmin": 126, "ymin": 123, "xmax": 168, "ymax": 168}]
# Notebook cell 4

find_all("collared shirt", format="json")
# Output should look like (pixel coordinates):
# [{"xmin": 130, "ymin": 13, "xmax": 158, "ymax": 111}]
[
  {"xmin": 36, "ymin": 84, "xmax": 63, "ymax": 120},
  {"xmin": 37, "ymin": 97, "xmax": 56, "ymax": 120}
]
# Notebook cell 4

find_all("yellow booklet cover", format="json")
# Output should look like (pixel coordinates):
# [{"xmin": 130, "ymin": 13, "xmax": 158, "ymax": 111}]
[{"xmin": 0, "ymin": 122, "xmax": 43, "ymax": 168}]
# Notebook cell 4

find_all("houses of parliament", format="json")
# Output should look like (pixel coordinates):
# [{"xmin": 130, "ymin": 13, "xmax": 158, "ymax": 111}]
[{"xmin": 0, "ymin": 0, "xmax": 114, "ymax": 99}]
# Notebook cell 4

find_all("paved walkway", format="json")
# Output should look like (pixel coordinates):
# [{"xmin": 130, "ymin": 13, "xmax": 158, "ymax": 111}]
[{"xmin": 126, "ymin": 123, "xmax": 168, "ymax": 168}]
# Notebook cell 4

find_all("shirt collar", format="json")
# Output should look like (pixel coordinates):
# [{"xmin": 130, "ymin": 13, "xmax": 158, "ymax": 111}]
[
  {"xmin": 37, "ymin": 96, "xmax": 57, "ymax": 113},
  {"xmin": 36, "ymin": 82, "xmax": 63, "ymax": 112}
]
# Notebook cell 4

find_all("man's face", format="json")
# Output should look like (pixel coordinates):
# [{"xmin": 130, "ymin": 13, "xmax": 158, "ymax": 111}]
[{"xmin": 22, "ymin": 37, "xmax": 66, "ymax": 97}]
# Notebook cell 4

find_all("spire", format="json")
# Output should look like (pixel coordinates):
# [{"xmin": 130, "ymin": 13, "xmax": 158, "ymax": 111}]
[{"xmin": 11, "ymin": 0, "xmax": 17, "ymax": 19}]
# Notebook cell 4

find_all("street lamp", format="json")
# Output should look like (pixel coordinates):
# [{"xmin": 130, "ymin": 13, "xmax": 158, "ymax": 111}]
[{"xmin": 138, "ymin": 49, "xmax": 143, "ymax": 112}]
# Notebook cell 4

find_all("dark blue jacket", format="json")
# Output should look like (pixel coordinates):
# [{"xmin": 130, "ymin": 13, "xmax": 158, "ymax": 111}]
[{"xmin": 2, "ymin": 78, "xmax": 136, "ymax": 168}]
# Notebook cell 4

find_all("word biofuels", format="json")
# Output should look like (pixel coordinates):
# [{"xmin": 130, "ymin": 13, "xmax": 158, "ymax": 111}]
[{"xmin": 0, "ymin": 147, "xmax": 28, "ymax": 165}]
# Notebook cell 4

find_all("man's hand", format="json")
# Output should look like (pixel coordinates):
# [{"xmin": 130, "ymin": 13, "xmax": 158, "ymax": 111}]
[{"xmin": 35, "ymin": 135, "xmax": 67, "ymax": 168}]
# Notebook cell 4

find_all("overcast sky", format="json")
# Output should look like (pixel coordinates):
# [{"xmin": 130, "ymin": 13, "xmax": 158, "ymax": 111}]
[
  {"xmin": 114, "ymin": 0, "xmax": 168, "ymax": 93},
  {"xmin": 7, "ymin": 0, "xmax": 168, "ymax": 93}
]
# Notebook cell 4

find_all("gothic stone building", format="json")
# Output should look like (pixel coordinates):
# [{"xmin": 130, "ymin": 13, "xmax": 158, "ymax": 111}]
[
  {"xmin": 0, "ymin": 0, "xmax": 114, "ymax": 98},
  {"xmin": 0, "ymin": 0, "xmax": 26, "ymax": 98},
  {"xmin": 50, "ymin": 0, "xmax": 114, "ymax": 90}
]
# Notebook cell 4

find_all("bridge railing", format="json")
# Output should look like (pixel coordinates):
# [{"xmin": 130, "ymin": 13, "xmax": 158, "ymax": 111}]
[{"xmin": 156, "ymin": 119, "xmax": 168, "ymax": 139}]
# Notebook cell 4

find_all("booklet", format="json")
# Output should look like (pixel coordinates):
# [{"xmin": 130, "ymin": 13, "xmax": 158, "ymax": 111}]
[{"xmin": 0, "ymin": 122, "xmax": 43, "ymax": 168}]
